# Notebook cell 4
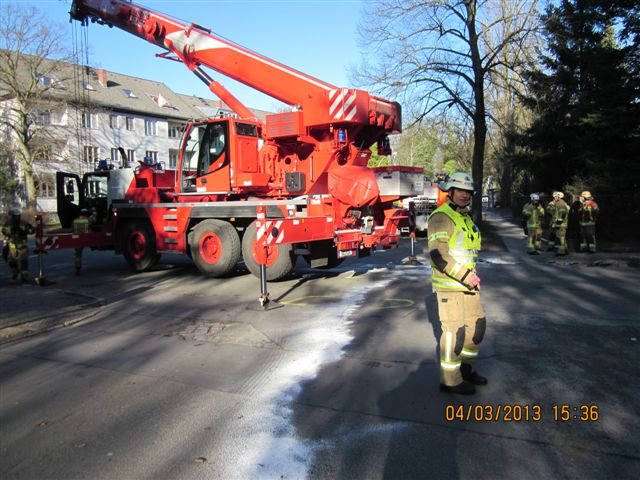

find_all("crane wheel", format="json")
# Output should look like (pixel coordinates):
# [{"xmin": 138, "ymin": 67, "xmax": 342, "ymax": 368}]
[
  {"xmin": 241, "ymin": 220, "xmax": 295, "ymax": 281},
  {"xmin": 121, "ymin": 220, "xmax": 160, "ymax": 272},
  {"xmin": 190, "ymin": 219, "xmax": 241, "ymax": 277}
]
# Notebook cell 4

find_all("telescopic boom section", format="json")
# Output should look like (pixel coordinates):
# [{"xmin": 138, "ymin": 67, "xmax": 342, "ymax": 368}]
[{"xmin": 70, "ymin": 0, "xmax": 401, "ymax": 133}]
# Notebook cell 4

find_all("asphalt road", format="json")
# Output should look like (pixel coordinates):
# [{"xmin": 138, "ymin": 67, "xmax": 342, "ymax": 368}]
[{"xmin": 1, "ymin": 211, "xmax": 639, "ymax": 479}]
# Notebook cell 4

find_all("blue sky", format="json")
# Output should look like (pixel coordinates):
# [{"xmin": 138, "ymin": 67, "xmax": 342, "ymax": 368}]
[{"xmin": 15, "ymin": 0, "xmax": 366, "ymax": 112}]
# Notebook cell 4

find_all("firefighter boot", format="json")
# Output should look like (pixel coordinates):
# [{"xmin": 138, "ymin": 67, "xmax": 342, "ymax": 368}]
[
  {"xmin": 440, "ymin": 381, "xmax": 476, "ymax": 395},
  {"xmin": 461, "ymin": 363, "xmax": 488, "ymax": 385}
]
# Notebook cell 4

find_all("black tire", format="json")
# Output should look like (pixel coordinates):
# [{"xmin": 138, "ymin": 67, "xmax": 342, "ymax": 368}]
[
  {"xmin": 241, "ymin": 220, "xmax": 295, "ymax": 281},
  {"xmin": 190, "ymin": 219, "xmax": 241, "ymax": 277},
  {"xmin": 121, "ymin": 220, "xmax": 160, "ymax": 272}
]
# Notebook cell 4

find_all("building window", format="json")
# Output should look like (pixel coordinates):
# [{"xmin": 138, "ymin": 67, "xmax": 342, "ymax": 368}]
[
  {"xmin": 144, "ymin": 119, "xmax": 157, "ymax": 136},
  {"xmin": 122, "ymin": 89, "xmax": 137, "ymax": 98},
  {"xmin": 82, "ymin": 112, "xmax": 95, "ymax": 129},
  {"xmin": 35, "ymin": 109, "xmax": 51, "ymax": 126},
  {"xmin": 39, "ymin": 75, "xmax": 65, "ymax": 90},
  {"xmin": 110, "ymin": 148, "xmax": 120, "ymax": 164},
  {"xmin": 169, "ymin": 149, "xmax": 179, "ymax": 168},
  {"xmin": 39, "ymin": 75, "xmax": 53, "ymax": 87},
  {"xmin": 83, "ymin": 145, "xmax": 99, "ymax": 164},
  {"xmin": 34, "ymin": 144, "xmax": 52, "ymax": 163},
  {"xmin": 109, "ymin": 114, "xmax": 119, "ymax": 129},
  {"xmin": 35, "ymin": 175, "xmax": 55, "ymax": 198},
  {"xmin": 145, "ymin": 151, "xmax": 158, "ymax": 163},
  {"xmin": 126, "ymin": 116, "xmax": 134, "ymax": 131},
  {"xmin": 127, "ymin": 149, "xmax": 135, "ymax": 164},
  {"xmin": 168, "ymin": 123, "xmax": 182, "ymax": 138}
]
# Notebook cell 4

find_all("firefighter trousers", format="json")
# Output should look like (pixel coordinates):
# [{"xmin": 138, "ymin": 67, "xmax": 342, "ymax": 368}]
[
  {"xmin": 7, "ymin": 244, "xmax": 29, "ymax": 281},
  {"xmin": 436, "ymin": 291, "xmax": 486, "ymax": 386},
  {"xmin": 550, "ymin": 226, "xmax": 567, "ymax": 254},
  {"xmin": 579, "ymin": 225, "xmax": 596, "ymax": 252},
  {"xmin": 527, "ymin": 226, "xmax": 543, "ymax": 252}
]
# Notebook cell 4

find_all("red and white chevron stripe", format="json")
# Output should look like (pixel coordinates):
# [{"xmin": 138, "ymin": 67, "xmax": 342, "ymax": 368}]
[
  {"xmin": 329, "ymin": 88, "xmax": 358, "ymax": 121},
  {"xmin": 256, "ymin": 220, "xmax": 285, "ymax": 245},
  {"xmin": 37, "ymin": 236, "xmax": 59, "ymax": 250}
]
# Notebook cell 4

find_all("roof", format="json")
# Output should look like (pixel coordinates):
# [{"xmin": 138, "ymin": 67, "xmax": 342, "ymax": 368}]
[
  {"xmin": 2, "ymin": 53, "xmax": 272, "ymax": 121},
  {"xmin": 176, "ymin": 94, "xmax": 272, "ymax": 122}
]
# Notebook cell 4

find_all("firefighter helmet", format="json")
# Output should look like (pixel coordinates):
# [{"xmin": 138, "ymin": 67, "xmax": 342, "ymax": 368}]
[
  {"xmin": 443, "ymin": 172, "xmax": 474, "ymax": 192},
  {"xmin": 530, "ymin": 193, "xmax": 540, "ymax": 201},
  {"xmin": 581, "ymin": 191, "xmax": 592, "ymax": 200}
]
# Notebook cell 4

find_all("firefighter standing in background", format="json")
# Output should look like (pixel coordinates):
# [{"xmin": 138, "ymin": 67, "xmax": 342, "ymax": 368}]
[
  {"xmin": 578, "ymin": 191, "xmax": 599, "ymax": 253},
  {"xmin": 546, "ymin": 191, "xmax": 570, "ymax": 256},
  {"xmin": 427, "ymin": 172, "xmax": 486, "ymax": 395},
  {"xmin": 2, "ymin": 207, "xmax": 35, "ymax": 282},
  {"xmin": 72, "ymin": 208, "xmax": 94, "ymax": 275},
  {"xmin": 522, "ymin": 193, "xmax": 545, "ymax": 255}
]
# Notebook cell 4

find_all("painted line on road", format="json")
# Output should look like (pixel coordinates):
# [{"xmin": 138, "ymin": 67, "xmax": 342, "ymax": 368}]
[{"xmin": 279, "ymin": 295, "xmax": 415, "ymax": 309}]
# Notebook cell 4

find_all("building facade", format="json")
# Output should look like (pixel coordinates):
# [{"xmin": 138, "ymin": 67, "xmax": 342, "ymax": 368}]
[{"xmin": 0, "ymin": 58, "xmax": 269, "ymax": 220}]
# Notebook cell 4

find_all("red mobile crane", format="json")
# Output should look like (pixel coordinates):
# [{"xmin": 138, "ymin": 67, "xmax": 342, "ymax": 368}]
[{"xmin": 38, "ymin": 0, "xmax": 420, "ymax": 283}]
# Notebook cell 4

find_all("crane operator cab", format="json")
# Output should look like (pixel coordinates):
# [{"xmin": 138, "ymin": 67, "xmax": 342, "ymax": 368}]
[
  {"xmin": 180, "ymin": 120, "xmax": 230, "ymax": 194},
  {"xmin": 179, "ymin": 118, "xmax": 265, "ymax": 196}
]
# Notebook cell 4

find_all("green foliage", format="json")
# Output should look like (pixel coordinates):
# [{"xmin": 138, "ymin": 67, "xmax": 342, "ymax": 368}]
[
  {"xmin": 0, "ymin": 149, "xmax": 20, "ymax": 207},
  {"xmin": 515, "ymin": 0, "xmax": 640, "ymax": 195},
  {"xmin": 442, "ymin": 160, "xmax": 459, "ymax": 176},
  {"xmin": 367, "ymin": 150, "xmax": 392, "ymax": 167},
  {"xmin": 379, "ymin": 121, "xmax": 471, "ymax": 177}
]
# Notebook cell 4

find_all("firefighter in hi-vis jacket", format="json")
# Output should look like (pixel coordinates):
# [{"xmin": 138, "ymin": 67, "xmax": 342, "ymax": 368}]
[
  {"xmin": 546, "ymin": 191, "xmax": 570, "ymax": 256},
  {"xmin": 578, "ymin": 191, "xmax": 599, "ymax": 253},
  {"xmin": 2, "ymin": 207, "xmax": 35, "ymax": 282},
  {"xmin": 522, "ymin": 193, "xmax": 545, "ymax": 254},
  {"xmin": 427, "ymin": 172, "xmax": 487, "ymax": 395}
]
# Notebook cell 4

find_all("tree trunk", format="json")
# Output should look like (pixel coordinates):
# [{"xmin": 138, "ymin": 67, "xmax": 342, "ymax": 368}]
[
  {"xmin": 472, "ymin": 113, "xmax": 487, "ymax": 225},
  {"xmin": 467, "ymin": 1, "xmax": 487, "ymax": 226}
]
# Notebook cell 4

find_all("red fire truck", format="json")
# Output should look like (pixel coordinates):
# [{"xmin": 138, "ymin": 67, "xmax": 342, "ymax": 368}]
[{"xmin": 37, "ymin": 0, "xmax": 422, "ymax": 287}]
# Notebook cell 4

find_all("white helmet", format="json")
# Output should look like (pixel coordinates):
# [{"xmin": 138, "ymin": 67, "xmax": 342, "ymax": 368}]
[
  {"xmin": 553, "ymin": 191, "xmax": 564, "ymax": 199},
  {"xmin": 530, "ymin": 193, "xmax": 540, "ymax": 201},
  {"xmin": 443, "ymin": 172, "xmax": 474, "ymax": 192}
]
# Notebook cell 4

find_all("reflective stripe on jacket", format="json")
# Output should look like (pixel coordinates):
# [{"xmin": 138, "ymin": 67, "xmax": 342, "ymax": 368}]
[
  {"xmin": 522, "ymin": 202, "xmax": 545, "ymax": 228},
  {"xmin": 72, "ymin": 217, "xmax": 90, "ymax": 234},
  {"xmin": 428, "ymin": 201, "xmax": 482, "ymax": 291},
  {"xmin": 579, "ymin": 200, "xmax": 599, "ymax": 227},
  {"xmin": 547, "ymin": 199, "xmax": 569, "ymax": 228}
]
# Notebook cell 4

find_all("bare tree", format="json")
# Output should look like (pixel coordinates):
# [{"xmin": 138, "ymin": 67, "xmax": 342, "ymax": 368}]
[
  {"xmin": 355, "ymin": 0, "xmax": 539, "ymax": 222},
  {"xmin": 0, "ymin": 4, "xmax": 73, "ymax": 210},
  {"xmin": 484, "ymin": 0, "xmax": 542, "ymax": 207}
]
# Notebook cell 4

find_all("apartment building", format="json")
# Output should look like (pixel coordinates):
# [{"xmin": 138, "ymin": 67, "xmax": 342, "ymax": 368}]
[{"xmin": 0, "ymin": 57, "xmax": 269, "ymax": 217}]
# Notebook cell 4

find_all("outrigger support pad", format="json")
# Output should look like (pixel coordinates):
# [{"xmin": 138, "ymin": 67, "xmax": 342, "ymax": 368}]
[
  {"xmin": 403, "ymin": 235, "xmax": 424, "ymax": 265},
  {"xmin": 34, "ymin": 215, "xmax": 54, "ymax": 286}
]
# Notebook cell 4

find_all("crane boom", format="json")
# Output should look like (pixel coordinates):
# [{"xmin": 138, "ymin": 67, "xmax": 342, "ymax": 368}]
[{"xmin": 70, "ymin": 0, "xmax": 400, "ymax": 134}]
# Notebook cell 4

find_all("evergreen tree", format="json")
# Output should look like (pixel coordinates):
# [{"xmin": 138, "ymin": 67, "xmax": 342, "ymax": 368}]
[{"xmin": 517, "ymin": 0, "xmax": 640, "ymax": 193}]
